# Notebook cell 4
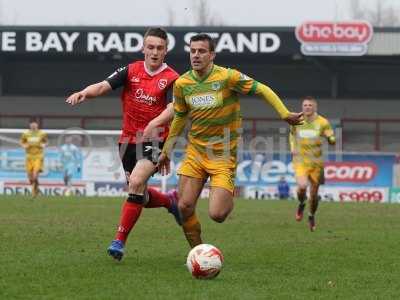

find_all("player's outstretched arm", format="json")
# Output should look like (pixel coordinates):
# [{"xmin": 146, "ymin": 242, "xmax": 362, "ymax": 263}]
[
  {"xmin": 255, "ymin": 83, "xmax": 303, "ymax": 125},
  {"xmin": 143, "ymin": 103, "xmax": 175, "ymax": 140},
  {"xmin": 284, "ymin": 112, "xmax": 304, "ymax": 126},
  {"xmin": 66, "ymin": 81, "xmax": 112, "ymax": 106}
]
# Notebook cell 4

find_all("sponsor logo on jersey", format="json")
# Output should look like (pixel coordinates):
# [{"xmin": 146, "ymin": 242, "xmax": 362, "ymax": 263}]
[
  {"xmin": 189, "ymin": 94, "xmax": 217, "ymax": 107},
  {"xmin": 134, "ymin": 88, "xmax": 157, "ymax": 105},
  {"xmin": 298, "ymin": 129, "xmax": 319, "ymax": 139},
  {"xmin": 211, "ymin": 82, "xmax": 221, "ymax": 91},
  {"xmin": 158, "ymin": 79, "xmax": 167, "ymax": 90},
  {"xmin": 27, "ymin": 136, "xmax": 41, "ymax": 143}
]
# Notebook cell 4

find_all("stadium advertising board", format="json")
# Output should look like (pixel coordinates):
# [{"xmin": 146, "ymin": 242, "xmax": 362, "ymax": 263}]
[
  {"xmin": 81, "ymin": 149, "xmax": 125, "ymax": 182},
  {"xmin": 88, "ymin": 182, "xmax": 128, "ymax": 197},
  {"xmin": 1, "ymin": 181, "xmax": 88, "ymax": 196},
  {"xmin": 237, "ymin": 153, "xmax": 393, "ymax": 187},
  {"xmin": 0, "ymin": 149, "xmax": 82, "ymax": 180},
  {"xmin": 87, "ymin": 182, "xmax": 239, "ymax": 198},
  {"xmin": 325, "ymin": 187, "xmax": 388, "ymax": 203},
  {"xmin": 146, "ymin": 152, "xmax": 394, "ymax": 188},
  {"xmin": 0, "ymin": 27, "xmax": 297, "ymax": 55},
  {"xmin": 0, "ymin": 149, "xmax": 394, "ymax": 186},
  {"xmin": 244, "ymin": 186, "xmax": 389, "ymax": 203},
  {"xmin": 0, "ymin": 24, "xmax": 375, "ymax": 57},
  {"xmin": 295, "ymin": 21, "xmax": 373, "ymax": 56},
  {"xmin": 0, "ymin": 149, "xmax": 394, "ymax": 198},
  {"xmin": 244, "ymin": 185, "xmax": 292, "ymax": 200}
]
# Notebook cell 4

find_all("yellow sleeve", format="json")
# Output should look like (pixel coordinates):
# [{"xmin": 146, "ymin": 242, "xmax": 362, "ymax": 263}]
[
  {"xmin": 227, "ymin": 69, "xmax": 258, "ymax": 95},
  {"xmin": 162, "ymin": 114, "xmax": 187, "ymax": 157},
  {"xmin": 161, "ymin": 82, "xmax": 189, "ymax": 157},
  {"xmin": 253, "ymin": 83, "xmax": 290, "ymax": 119},
  {"xmin": 227, "ymin": 69, "xmax": 290, "ymax": 119},
  {"xmin": 322, "ymin": 119, "xmax": 335, "ymax": 144}
]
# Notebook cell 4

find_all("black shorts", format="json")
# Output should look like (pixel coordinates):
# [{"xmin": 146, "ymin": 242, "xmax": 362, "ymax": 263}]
[{"xmin": 118, "ymin": 141, "xmax": 164, "ymax": 174}]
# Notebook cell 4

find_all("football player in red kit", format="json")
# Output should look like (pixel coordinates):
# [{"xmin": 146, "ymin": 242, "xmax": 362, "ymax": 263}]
[{"xmin": 66, "ymin": 27, "xmax": 180, "ymax": 261}]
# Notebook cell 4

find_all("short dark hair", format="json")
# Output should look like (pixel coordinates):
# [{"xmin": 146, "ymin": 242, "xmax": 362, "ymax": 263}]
[
  {"xmin": 144, "ymin": 27, "xmax": 168, "ymax": 45},
  {"xmin": 29, "ymin": 118, "xmax": 39, "ymax": 124},
  {"xmin": 190, "ymin": 33, "xmax": 216, "ymax": 52}
]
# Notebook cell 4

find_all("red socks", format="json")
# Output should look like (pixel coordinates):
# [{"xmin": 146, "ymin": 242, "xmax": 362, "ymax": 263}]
[
  {"xmin": 146, "ymin": 187, "xmax": 171, "ymax": 209},
  {"xmin": 115, "ymin": 200, "xmax": 143, "ymax": 243},
  {"xmin": 114, "ymin": 189, "xmax": 171, "ymax": 243}
]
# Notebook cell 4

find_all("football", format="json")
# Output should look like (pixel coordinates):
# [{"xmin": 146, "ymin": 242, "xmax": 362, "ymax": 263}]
[{"xmin": 186, "ymin": 244, "xmax": 224, "ymax": 279}]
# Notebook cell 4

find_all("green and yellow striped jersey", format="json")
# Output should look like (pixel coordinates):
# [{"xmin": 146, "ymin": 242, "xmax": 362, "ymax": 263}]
[
  {"xmin": 164, "ymin": 64, "xmax": 290, "ymax": 157},
  {"xmin": 289, "ymin": 114, "xmax": 334, "ymax": 165},
  {"xmin": 174, "ymin": 65, "xmax": 257, "ymax": 155},
  {"xmin": 20, "ymin": 130, "xmax": 48, "ymax": 158}
]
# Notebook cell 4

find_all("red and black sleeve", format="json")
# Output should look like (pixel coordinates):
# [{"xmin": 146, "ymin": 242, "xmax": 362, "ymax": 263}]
[{"xmin": 105, "ymin": 65, "xmax": 128, "ymax": 90}]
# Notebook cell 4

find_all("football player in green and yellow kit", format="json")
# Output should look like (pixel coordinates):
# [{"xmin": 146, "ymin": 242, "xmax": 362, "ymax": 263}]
[
  {"xmin": 154, "ymin": 33, "xmax": 303, "ymax": 248},
  {"xmin": 20, "ymin": 119, "xmax": 48, "ymax": 197},
  {"xmin": 290, "ymin": 96, "xmax": 336, "ymax": 231}
]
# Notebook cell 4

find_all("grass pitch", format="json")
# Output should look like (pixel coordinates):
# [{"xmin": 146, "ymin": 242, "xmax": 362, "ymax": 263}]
[{"xmin": 0, "ymin": 196, "xmax": 399, "ymax": 299}]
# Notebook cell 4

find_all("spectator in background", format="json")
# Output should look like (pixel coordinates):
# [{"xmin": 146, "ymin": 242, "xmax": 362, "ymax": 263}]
[{"xmin": 277, "ymin": 176, "xmax": 290, "ymax": 200}]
